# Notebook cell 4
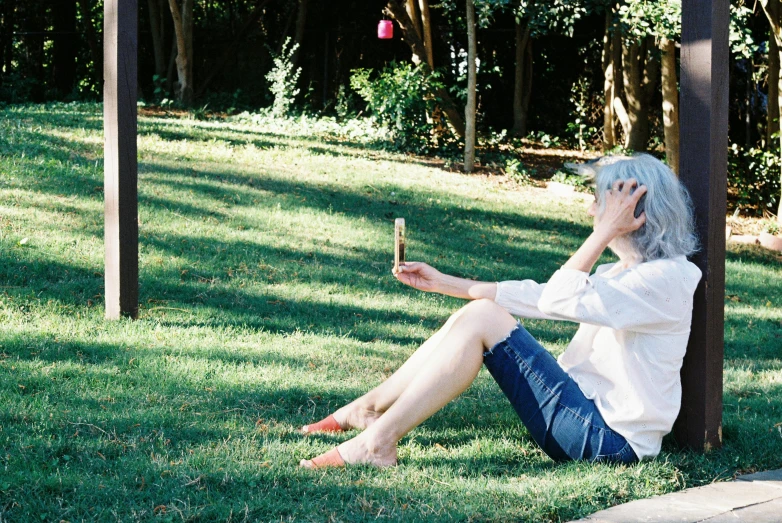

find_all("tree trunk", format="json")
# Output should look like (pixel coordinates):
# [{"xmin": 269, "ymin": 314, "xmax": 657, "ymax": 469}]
[
  {"xmin": 760, "ymin": 0, "xmax": 782, "ymax": 222},
  {"xmin": 602, "ymin": 11, "xmax": 616, "ymax": 150},
  {"xmin": 770, "ymin": 28, "xmax": 780, "ymax": 145},
  {"xmin": 622, "ymin": 40, "xmax": 646, "ymax": 150},
  {"xmin": 405, "ymin": 0, "xmax": 423, "ymax": 64},
  {"xmin": 418, "ymin": 0, "xmax": 434, "ymax": 67},
  {"xmin": 621, "ymin": 36, "xmax": 658, "ymax": 151},
  {"xmin": 385, "ymin": 0, "xmax": 466, "ymax": 138},
  {"xmin": 661, "ymin": 37, "xmax": 680, "ymax": 174},
  {"xmin": 52, "ymin": 0, "xmax": 77, "ymax": 97},
  {"xmin": 167, "ymin": 37, "xmax": 177, "ymax": 94},
  {"xmin": 168, "ymin": 0, "xmax": 193, "ymax": 104},
  {"xmin": 512, "ymin": 20, "xmax": 531, "ymax": 136},
  {"xmin": 148, "ymin": 0, "xmax": 167, "ymax": 78},
  {"xmin": 464, "ymin": 0, "xmax": 477, "ymax": 173},
  {"xmin": 291, "ymin": 0, "xmax": 307, "ymax": 69},
  {"xmin": 183, "ymin": 0, "xmax": 193, "ymax": 100}
]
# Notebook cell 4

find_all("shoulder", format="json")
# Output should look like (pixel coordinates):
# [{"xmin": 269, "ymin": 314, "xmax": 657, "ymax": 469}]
[{"xmin": 616, "ymin": 256, "xmax": 701, "ymax": 292}]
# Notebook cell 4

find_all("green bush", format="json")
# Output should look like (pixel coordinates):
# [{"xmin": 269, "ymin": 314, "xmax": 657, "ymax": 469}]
[
  {"xmin": 349, "ymin": 63, "xmax": 446, "ymax": 152},
  {"xmin": 728, "ymin": 143, "xmax": 781, "ymax": 215},
  {"xmin": 266, "ymin": 38, "xmax": 301, "ymax": 118}
]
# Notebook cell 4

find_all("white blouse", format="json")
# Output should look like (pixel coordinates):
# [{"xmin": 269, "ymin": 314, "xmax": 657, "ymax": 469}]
[{"xmin": 494, "ymin": 256, "xmax": 702, "ymax": 460}]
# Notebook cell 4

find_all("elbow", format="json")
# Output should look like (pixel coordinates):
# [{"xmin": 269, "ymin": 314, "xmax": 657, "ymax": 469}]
[{"xmin": 536, "ymin": 293, "xmax": 557, "ymax": 316}]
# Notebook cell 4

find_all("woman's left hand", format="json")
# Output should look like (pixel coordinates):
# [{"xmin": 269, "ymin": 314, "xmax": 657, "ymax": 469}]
[{"xmin": 594, "ymin": 178, "xmax": 647, "ymax": 241}]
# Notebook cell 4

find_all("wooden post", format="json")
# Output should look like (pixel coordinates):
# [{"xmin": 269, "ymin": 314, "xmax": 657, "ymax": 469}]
[
  {"xmin": 104, "ymin": 0, "xmax": 139, "ymax": 319},
  {"xmin": 673, "ymin": 0, "xmax": 729, "ymax": 451}
]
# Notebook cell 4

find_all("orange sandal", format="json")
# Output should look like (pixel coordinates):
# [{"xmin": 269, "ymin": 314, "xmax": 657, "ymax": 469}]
[
  {"xmin": 301, "ymin": 414, "xmax": 343, "ymax": 434},
  {"xmin": 299, "ymin": 447, "xmax": 345, "ymax": 469}
]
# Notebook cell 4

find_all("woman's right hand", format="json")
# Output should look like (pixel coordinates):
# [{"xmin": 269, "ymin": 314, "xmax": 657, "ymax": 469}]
[{"xmin": 393, "ymin": 262, "xmax": 443, "ymax": 293}]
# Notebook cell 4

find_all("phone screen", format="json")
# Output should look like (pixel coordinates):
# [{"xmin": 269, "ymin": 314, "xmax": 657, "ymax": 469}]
[{"xmin": 394, "ymin": 218, "xmax": 405, "ymax": 272}]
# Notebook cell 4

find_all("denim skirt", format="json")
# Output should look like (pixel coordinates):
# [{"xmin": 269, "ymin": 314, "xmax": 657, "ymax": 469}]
[{"xmin": 483, "ymin": 323, "xmax": 638, "ymax": 464}]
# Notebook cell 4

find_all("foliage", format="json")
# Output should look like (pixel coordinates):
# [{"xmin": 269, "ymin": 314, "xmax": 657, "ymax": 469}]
[
  {"xmin": 505, "ymin": 157, "xmax": 535, "ymax": 184},
  {"xmin": 0, "ymin": 72, "xmax": 38, "ymax": 104},
  {"xmin": 265, "ymin": 38, "xmax": 301, "ymax": 118},
  {"xmin": 468, "ymin": 0, "xmax": 596, "ymax": 36},
  {"xmin": 551, "ymin": 169, "xmax": 592, "ymax": 190},
  {"xmin": 730, "ymin": 3, "xmax": 757, "ymax": 60},
  {"xmin": 350, "ymin": 63, "xmax": 446, "ymax": 152},
  {"xmin": 761, "ymin": 219, "xmax": 781, "ymax": 235},
  {"xmin": 567, "ymin": 72, "xmax": 600, "ymax": 151},
  {"xmin": 728, "ymin": 142, "xmax": 782, "ymax": 215},
  {"xmin": 618, "ymin": 0, "xmax": 681, "ymax": 41},
  {"xmin": 527, "ymin": 130, "xmax": 563, "ymax": 148}
]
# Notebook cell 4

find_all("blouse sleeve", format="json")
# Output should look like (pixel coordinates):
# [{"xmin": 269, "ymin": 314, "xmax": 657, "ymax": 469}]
[
  {"xmin": 494, "ymin": 280, "xmax": 559, "ymax": 320},
  {"xmin": 536, "ymin": 266, "xmax": 691, "ymax": 332}
]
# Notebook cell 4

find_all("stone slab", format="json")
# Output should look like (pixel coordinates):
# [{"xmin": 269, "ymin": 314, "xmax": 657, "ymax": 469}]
[
  {"xmin": 736, "ymin": 469, "xmax": 782, "ymax": 489},
  {"xmin": 662, "ymin": 481, "xmax": 782, "ymax": 512},
  {"xmin": 572, "ymin": 470, "xmax": 782, "ymax": 523},
  {"xmin": 575, "ymin": 496, "xmax": 726, "ymax": 522},
  {"xmin": 700, "ymin": 497, "xmax": 782, "ymax": 522}
]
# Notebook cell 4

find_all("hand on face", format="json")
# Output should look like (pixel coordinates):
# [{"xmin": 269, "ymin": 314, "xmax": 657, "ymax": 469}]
[{"xmin": 593, "ymin": 178, "xmax": 647, "ymax": 240}]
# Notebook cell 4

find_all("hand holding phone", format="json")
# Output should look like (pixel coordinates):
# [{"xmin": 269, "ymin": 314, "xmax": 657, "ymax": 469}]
[{"xmin": 394, "ymin": 218, "xmax": 405, "ymax": 273}]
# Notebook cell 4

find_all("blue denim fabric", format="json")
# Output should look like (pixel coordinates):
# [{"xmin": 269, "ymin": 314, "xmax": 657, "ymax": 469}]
[{"xmin": 483, "ymin": 323, "xmax": 638, "ymax": 464}]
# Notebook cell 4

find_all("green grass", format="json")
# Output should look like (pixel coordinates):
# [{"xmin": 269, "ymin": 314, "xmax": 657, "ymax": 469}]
[{"xmin": 1, "ymin": 103, "xmax": 781, "ymax": 522}]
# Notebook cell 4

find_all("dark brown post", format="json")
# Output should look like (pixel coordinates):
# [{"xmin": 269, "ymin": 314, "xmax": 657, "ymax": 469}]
[
  {"xmin": 674, "ymin": 0, "xmax": 729, "ymax": 451},
  {"xmin": 104, "ymin": 0, "xmax": 139, "ymax": 319}
]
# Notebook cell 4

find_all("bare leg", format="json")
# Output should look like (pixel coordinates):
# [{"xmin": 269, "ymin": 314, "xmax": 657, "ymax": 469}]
[
  {"xmin": 301, "ymin": 299, "xmax": 518, "ymax": 467},
  {"xmin": 327, "ymin": 306, "xmax": 473, "ymax": 430}
]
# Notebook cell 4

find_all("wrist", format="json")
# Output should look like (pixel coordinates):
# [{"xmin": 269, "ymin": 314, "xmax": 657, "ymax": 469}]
[{"xmin": 591, "ymin": 227, "xmax": 616, "ymax": 246}]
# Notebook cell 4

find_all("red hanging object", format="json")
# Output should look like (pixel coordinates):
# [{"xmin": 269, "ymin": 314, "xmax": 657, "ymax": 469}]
[{"xmin": 378, "ymin": 20, "xmax": 393, "ymax": 39}]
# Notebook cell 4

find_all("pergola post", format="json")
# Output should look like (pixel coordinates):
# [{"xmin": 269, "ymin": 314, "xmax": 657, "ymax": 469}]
[
  {"xmin": 674, "ymin": 0, "xmax": 729, "ymax": 451},
  {"xmin": 104, "ymin": 0, "xmax": 139, "ymax": 319}
]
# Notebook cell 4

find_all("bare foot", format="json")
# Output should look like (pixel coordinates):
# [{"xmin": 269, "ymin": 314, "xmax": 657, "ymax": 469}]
[
  {"xmin": 332, "ymin": 404, "xmax": 382, "ymax": 431},
  {"xmin": 300, "ymin": 432, "xmax": 397, "ymax": 469}
]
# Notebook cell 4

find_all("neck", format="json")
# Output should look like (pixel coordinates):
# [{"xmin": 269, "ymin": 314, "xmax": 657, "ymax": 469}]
[{"xmin": 609, "ymin": 239, "xmax": 642, "ymax": 268}]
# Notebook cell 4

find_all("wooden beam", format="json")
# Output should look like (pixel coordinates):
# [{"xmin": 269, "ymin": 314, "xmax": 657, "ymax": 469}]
[
  {"xmin": 673, "ymin": 0, "xmax": 729, "ymax": 451},
  {"xmin": 104, "ymin": 0, "xmax": 139, "ymax": 319}
]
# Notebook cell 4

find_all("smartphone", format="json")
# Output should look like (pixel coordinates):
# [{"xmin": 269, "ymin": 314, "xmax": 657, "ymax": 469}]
[
  {"xmin": 394, "ymin": 218, "xmax": 406, "ymax": 272},
  {"xmin": 634, "ymin": 192, "xmax": 647, "ymax": 219},
  {"xmin": 618, "ymin": 181, "xmax": 647, "ymax": 219}
]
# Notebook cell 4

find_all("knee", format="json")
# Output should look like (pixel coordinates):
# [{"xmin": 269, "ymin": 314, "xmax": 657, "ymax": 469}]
[
  {"xmin": 452, "ymin": 299, "xmax": 517, "ymax": 347},
  {"xmin": 458, "ymin": 298, "xmax": 508, "ymax": 320}
]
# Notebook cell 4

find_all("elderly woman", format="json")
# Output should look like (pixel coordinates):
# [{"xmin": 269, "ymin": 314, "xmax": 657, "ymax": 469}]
[{"xmin": 300, "ymin": 153, "xmax": 700, "ymax": 468}]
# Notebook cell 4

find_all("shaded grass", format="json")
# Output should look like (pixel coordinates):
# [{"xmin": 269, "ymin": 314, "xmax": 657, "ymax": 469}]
[{"xmin": 0, "ymin": 103, "xmax": 781, "ymax": 521}]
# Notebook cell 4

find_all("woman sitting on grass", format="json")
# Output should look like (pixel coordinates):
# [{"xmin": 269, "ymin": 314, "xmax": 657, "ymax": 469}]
[{"xmin": 300, "ymin": 153, "xmax": 700, "ymax": 468}]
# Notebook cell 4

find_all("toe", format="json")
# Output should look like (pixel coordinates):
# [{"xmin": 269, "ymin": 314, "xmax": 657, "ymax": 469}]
[{"xmin": 299, "ymin": 459, "xmax": 314, "ymax": 468}]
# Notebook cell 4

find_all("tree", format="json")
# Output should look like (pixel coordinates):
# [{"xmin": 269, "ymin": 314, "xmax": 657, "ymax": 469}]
[
  {"xmin": 602, "ymin": 6, "xmax": 622, "ymax": 149},
  {"xmin": 614, "ymin": 0, "xmax": 680, "ymax": 162},
  {"xmin": 760, "ymin": 0, "xmax": 782, "ymax": 222},
  {"xmin": 147, "ymin": 0, "xmax": 169, "ymax": 82},
  {"xmin": 419, "ymin": 0, "xmax": 434, "ymax": 68},
  {"xmin": 512, "ymin": 17, "xmax": 532, "ymax": 136},
  {"xmin": 168, "ymin": 0, "xmax": 194, "ymax": 105},
  {"xmin": 291, "ymin": 0, "xmax": 307, "ymax": 70},
  {"xmin": 498, "ymin": 0, "xmax": 591, "ymax": 137},
  {"xmin": 465, "ymin": 0, "xmax": 477, "ymax": 172},
  {"xmin": 385, "ymin": 0, "xmax": 466, "ymax": 137},
  {"xmin": 660, "ymin": 35, "xmax": 679, "ymax": 173},
  {"xmin": 52, "ymin": 0, "xmax": 78, "ymax": 97}
]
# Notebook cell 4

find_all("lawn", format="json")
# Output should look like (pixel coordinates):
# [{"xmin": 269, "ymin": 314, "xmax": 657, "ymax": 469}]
[{"xmin": 1, "ymin": 103, "xmax": 781, "ymax": 522}]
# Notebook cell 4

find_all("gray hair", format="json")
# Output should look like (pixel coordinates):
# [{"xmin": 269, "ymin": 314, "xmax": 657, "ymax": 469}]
[{"xmin": 590, "ymin": 154, "xmax": 698, "ymax": 261}]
